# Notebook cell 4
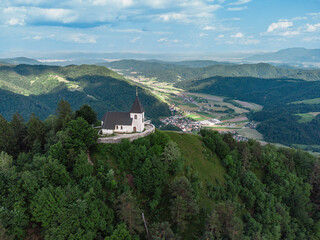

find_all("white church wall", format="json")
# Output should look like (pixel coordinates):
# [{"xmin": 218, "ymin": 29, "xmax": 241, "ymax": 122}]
[
  {"xmin": 130, "ymin": 113, "xmax": 144, "ymax": 132},
  {"xmin": 102, "ymin": 129, "xmax": 113, "ymax": 135},
  {"xmin": 114, "ymin": 125, "xmax": 133, "ymax": 133}
]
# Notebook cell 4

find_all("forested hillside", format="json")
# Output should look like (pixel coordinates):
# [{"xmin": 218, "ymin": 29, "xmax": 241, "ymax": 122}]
[
  {"xmin": 0, "ymin": 64, "xmax": 170, "ymax": 120},
  {"xmin": 103, "ymin": 60, "xmax": 320, "ymax": 82},
  {"xmin": 0, "ymin": 102, "xmax": 319, "ymax": 239},
  {"xmin": 177, "ymin": 76, "xmax": 320, "ymax": 145}
]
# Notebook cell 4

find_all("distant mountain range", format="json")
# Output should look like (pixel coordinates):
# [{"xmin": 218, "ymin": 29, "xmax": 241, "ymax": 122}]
[
  {"xmin": 0, "ymin": 57, "xmax": 42, "ymax": 65},
  {"xmin": 1, "ymin": 47, "xmax": 319, "ymax": 67},
  {"xmin": 246, "ymin": 48, "xmax": 320, "ymax": 66},
  {"xmin": 102, "ymin": 59, "xmax": 320, "ymax": 82}
]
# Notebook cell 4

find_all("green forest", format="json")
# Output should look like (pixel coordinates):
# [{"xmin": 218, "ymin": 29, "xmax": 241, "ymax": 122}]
[
  {"xmin": 0, "ymin": 64, "xmax": 171, "ymax": 121},
  {"xmin": 0, "ymin": 101, "xmax": 319, "ymax": 239},
  {"xmin": 177, "ymin": 76, "xmax": 320, "ymax": 145}
]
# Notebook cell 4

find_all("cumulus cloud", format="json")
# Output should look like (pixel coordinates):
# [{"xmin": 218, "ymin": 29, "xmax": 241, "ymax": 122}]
[
  {"xmin": 227, "ymin": 6, "xmax": 248, "ymax": 11},
  {"xmin": 231, "ymin": 32, "xmax": 244, "ymax": 38},
  {"xmin": 6, "ymin": 17, "xmax": 24, "ymax": 25},
  {"xmin": 278, "ymin": 30, "xmax": 300, "ymax": 36},
  {"xmin": 227, "ymin": 6, "xmax": 247, "ymax": 11},
  {"xmin": 267, "ymin": 20, "xmax": 293, "ymax": 32},
  {"xmin": 305, "ymin": 23, "xmax": 320, "ymax": 32},
  {"xmin": 228, "ymin": 0, "xmax": 251, "ymax": 6},
  {"xmin": 69, "ymin": 33, "xmax": 96, "ymax": 43},
  {"xmin": 203, "ymin": 26, "xmax": 216, "ymax": 30}
]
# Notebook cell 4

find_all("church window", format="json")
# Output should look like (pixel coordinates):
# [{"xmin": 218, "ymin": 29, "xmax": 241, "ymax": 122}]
[
  {"xmin": 116, "ymin": 126, "xmax": 118, "ymax": 129},
  {"xmin": 135, "ymin": 115, "xmax": 137, "ymax": 119},
  {"xmin": 121, "ymin": 126, "xmax": 123, "ymax": 130}
]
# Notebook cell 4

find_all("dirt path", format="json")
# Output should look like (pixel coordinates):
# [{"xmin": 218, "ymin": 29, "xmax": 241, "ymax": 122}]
[{"xmin": 87, "ymin": 150, "xmax": 93, "ymax": 166}]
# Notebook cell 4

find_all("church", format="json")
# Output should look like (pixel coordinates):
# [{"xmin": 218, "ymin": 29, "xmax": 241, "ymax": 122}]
[{"xmin": 101, "ymin": 92, "xmax": 145, "ymax": 135}]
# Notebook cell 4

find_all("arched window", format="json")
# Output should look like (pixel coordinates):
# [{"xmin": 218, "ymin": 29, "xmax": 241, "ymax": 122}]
[
  {"xmin": 134, "ymin": 115, "xmax": 137, "ymax": 119},
  {"xmin": 121, "ymin": 126, "xmax": 123, "ymax": 130}
]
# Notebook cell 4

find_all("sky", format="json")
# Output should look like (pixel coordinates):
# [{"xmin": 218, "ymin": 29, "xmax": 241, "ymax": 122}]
[{"xmin": 0, "ymin": 0, "xmax": 319, "ymax": 57}]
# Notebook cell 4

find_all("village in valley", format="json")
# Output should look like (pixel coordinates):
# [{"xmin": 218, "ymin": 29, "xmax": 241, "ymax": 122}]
[{"xmin": 111, "ymin": 69, "xmax": 264, "ymax": 142}]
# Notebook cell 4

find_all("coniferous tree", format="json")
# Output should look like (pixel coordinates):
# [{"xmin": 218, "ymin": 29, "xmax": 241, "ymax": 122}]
[
  {"xmin": 75, "ymin": 104, "xmax": 97, "ymax": 125},
  {"xmin": 116, "ymin": 191, "xmax": 144, "ymax": 234},
  {"xmin": 169, "ymin": 177, "xmax": 199, "ymax": 233}
]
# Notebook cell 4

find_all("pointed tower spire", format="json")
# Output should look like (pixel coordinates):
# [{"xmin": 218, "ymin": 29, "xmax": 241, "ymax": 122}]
[{"xmin": 130, "ymin": 89, "xmax": 144, "ymax": 113}]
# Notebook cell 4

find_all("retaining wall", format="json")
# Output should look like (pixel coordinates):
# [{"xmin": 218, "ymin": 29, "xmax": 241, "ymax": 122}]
[{"xmin": 97, "ymin": 124, "xmax": 155, "ymax": 144}]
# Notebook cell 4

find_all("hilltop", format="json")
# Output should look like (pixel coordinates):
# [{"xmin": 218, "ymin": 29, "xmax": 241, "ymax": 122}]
[
  {"xmin": 246, "ymin": 48, "xmax": 320, "ymax": 65},
  {"xmin": 0, "ymin": 57, "xmax": 41, "ymax": 65},
  {"xmin": 0, "ymin": 64, "xmax": 170, "ymax": 120},
  {"xmin": 0, "ymin": 107, "xmax": 319, "ymax": 240}
]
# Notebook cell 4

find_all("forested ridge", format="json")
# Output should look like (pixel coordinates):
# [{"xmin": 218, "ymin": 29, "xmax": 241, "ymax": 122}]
[
  {"xmin": 0, "ymin": 101, "xmax": 319, "ymax": 240},
  {"xmin": 103, "ymin": 60, "xmax": 320, "ymax": 82},
  {"xmin": 0, "ymin": 64, "xmax": 171, "ymax": 120}
]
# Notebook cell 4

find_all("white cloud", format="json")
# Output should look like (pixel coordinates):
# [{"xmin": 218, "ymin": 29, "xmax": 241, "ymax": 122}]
[
  {"xmin": 231, "ymin": 32, "xmax": 244, "ymax": 38},
  {"xmin": 157, "ymin": 38, "xmax": 180, "ymax": 43},
  {"xmin": 111, "ymin": 28, "xmax": 144, "ymax": 33},
  {"xmin": 199, "ymin": 33, "xmax": 208, "ymax": 37},
  {"xmin": 267, "ymin": 20, "xmax": 293, "ymax": 32},
  {"xmin": 279, "ymin": 30, "xmax": 300, "ymax": 36},
  {"xmin": 227, "ymin": 6, "xmax": 247, "ymax": 11},
  {"xmin": 306, "ymin": 23, "xmax": 320, "ymax": 32},
  {"xmin": 307, "ymin": 12, "xmax": 320, "ymax": 16},
  {"xmin": 292, "ymin": 16, "xmax": 307, "ymax": 21},
  {"xmin": 218, "ymin": 34, "xmax": 224, "ymax": 38},
  {"xmin": 157, "ymin": 38, "xmax": 168, "ymax": 42},
  {"xmin": 155, "ymin": 2, "xmax": 222, "ymax": 24},
  {"xmin": 69, "ymin": 33, "xmax": 96, "ymax": 43},
  {"xmin": 228, "ymin": 0, "xmax": 251, "ymax": 6},
  {"xmin": 203, "ymin": 25, "xmax": 216, "ymax": 30},
  {"xmin": 303, "ymin": 36, "xmax": 320, "ymax": 42},
  {"xmin": 91, "ymin": 0, "xmax": 134, "ymax": 7},
  {"xmin": 6, "ymin": 18, "xmax": 24, "ymax": 25},
  {"xmin": 131, "ymin": 36, "xmax": 141, "ymax": 43}
]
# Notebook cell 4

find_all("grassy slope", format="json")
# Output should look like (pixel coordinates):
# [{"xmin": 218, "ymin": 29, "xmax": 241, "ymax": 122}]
[
  {"xmin": 92, "ymin": 131, "xmax": 226, "ymax": 210},
  {"xmin": 165, "ymin": 132, "xmax": 226, "ymax": 208}
]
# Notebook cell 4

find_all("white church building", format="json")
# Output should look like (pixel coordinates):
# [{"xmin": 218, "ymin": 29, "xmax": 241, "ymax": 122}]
[{"xmin": 101, "ymin": 92, "xmax": 145, "ymax": 135}]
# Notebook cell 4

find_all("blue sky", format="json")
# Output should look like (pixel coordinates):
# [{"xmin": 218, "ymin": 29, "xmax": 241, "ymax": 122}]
[{"xmin": 0, "ymin": 0, "xmax": 319, "ymax": 57}]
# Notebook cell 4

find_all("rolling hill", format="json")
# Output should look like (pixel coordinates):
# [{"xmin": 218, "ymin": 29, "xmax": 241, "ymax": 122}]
[
  {"xmin": 0, "ymin": 57, "xmax": 41, "ymax": 65},
  {"xmin": 0, "ymin": 64, "xmax": 171, "ymax": 120},
  {"xmin": 102, "ymin": 60, "xmax": 320, "ymax": 82},
  {"xmin": 246, "ymin": 47, "xmax": 320, "ymax": 64}
]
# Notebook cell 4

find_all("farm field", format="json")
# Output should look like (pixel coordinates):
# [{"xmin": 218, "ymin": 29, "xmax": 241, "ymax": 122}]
[
  {"xmin": 237, "ymin": 127, "xmax": 263, "ymax": 140},
  {"xmin": 293, "ymin": 97, "xmax": 320, "ymax": 105},
  {"xmin": 296, "ymin": 112, "xmax": 320, "ymax": 123}
]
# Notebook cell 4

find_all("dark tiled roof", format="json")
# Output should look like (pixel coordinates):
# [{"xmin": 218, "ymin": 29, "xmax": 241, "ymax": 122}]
[
  {"xmin": 130, "ymin": 96, "xmax": 144, "ymax": 113},
  {"xmin": 102, "ymin": 112, "xmax": 132, "ymax": 130}
]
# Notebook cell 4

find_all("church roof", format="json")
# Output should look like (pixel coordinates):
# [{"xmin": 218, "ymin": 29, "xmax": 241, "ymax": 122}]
[
  {"xmin": 102, "ymin": 112, "xmax": 132, "ymax": 130},
  {"xmin": 130, "ymin": 96, "xmax": 144, "ymax": 113}
]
